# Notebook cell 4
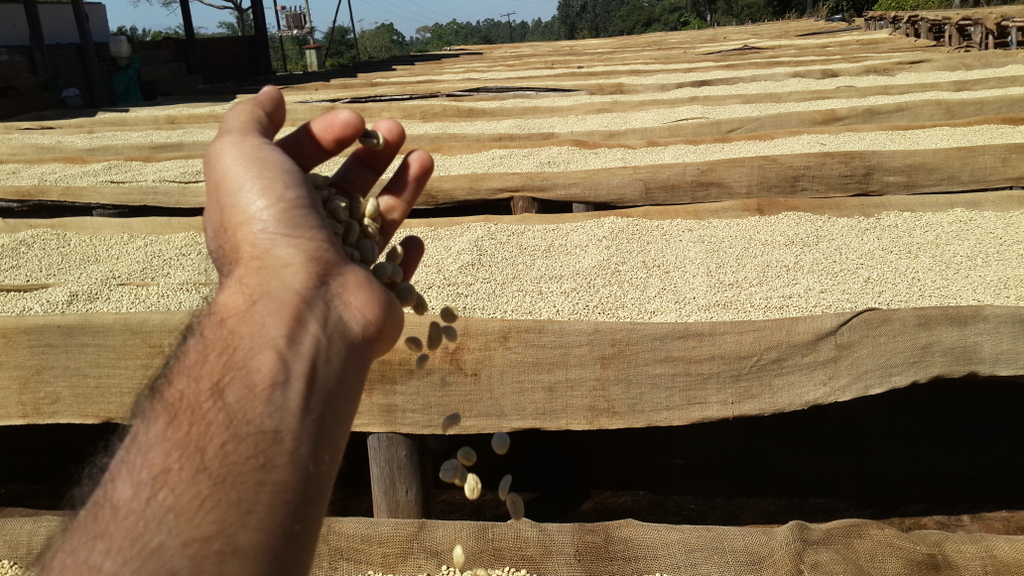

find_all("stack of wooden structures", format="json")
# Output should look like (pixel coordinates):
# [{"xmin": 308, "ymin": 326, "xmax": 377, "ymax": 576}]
[
  {"xmin": 863, "ymin": 6, "xmax": 1024, "ymax": 50},
  {"xmin": 1, "ymin": 18, "xmax": 1023, "ymax": 575}
]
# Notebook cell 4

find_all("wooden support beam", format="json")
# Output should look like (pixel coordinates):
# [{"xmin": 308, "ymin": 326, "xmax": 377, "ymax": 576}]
[
  {"xmin": 1013, "ymin": 26, "xmax": 1019, "ymax": 50},
  {"xmin": 249, "ymin": 0, "xmax": 274, "ymax": 76},
  {"xmin": 21, "ymin": 0, "xmax": 50, "ymax": 78},
  {"xmin": 511, "ymin": 195, "xmax": 539, "ymax": 215},
  {"xmin": 178, "ymin": 0, "xmax": 198, "ymax": 75},
  {"xmin": 367, "ymin": 433, "xmax": 425, "ymax": 519},
  {"xmin": 69, "ymin": 0, "xmax": 106, "ymax": 107}
]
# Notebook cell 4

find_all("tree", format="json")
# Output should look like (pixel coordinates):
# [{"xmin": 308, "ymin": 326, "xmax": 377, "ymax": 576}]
[
  {"xmin": 269, "ymin": 32, "xmax": 311, "ymax": 72},
  {"xmin": 322, "ymin": 24, "xmax": 358, "ymax": 68},
  {"xmin": 216, "ymin": 10, "xmax": 254, "ymax": 36},
  {"xmin": 557, "ymin": 0, "xmax": 586, "ymax": 39},
  {"xmin": 357, "ymin": 22, "xmax": 408, "ymax": 61},
  {"xmin": 111, "ymin": 24, "xmax": 162, "ymax": 42},
  {"xmin": 132, "ymin": 0, "xmax": 251, "ymax": 36},
  {"xmin": 525, "ymin": 16, "xmax": 560, "ymax": 41}
]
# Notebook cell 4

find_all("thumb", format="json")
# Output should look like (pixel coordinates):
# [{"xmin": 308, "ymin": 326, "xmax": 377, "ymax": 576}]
[{"xmin": 216, "ymin": 85, "xmax": 287, "ymax": 142}]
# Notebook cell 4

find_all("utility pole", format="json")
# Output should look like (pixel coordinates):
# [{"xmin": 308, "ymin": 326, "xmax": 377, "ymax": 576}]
[
  {"xmin": 324, "ymin": 0, "xmax": 343, "ymax": 63},
  {"xmin": 347, "ymin": 0, "xmax": 361, "ymax": 62},
  {"xmin": 250, "ymin": 0, "xmax": 273, "ymax": 76},
  {"xmin": 303, "ymin": 0, "xmax": 314, "ymax": 41},
  {"xmin": 272, "ymin": 4, "xmax": 286, "ymax": 72},
  {"xmin": 500, "ymin": 11, "xmax": 515, "ymax": 44}
]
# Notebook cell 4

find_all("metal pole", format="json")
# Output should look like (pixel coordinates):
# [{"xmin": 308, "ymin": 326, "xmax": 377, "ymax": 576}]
[
  {"xmin": 347, "ymin": 0, "xmax": 360, "ymax": 62},
  {"xmin": 324, "ymin": 0, "xmax": 344, "ymax": 63},
  {"xmin": 501, "ymin": 11, "xmax": 515, "ymax": 43}
]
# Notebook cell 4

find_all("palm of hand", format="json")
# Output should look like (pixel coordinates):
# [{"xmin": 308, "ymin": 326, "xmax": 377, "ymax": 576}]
[{"xmin": 203, "ymin": 86, "xmax": 433, "ymax": 358}]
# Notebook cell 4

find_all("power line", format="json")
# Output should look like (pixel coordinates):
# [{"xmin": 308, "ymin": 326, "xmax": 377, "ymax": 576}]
[
  {"xmin": 402, "ymin": 0, "xmax": 456, "ymax": 21},
  {"xmin": 374, "ymin": 0, "xmax": 437, "ymax": 22},
  {"xmin": 354, "ymin": 0, "xmax": 427, "ymax": 28},
  {"xmin": 500, "ymin": 11, "xmax": 515, "ymax": 43}
]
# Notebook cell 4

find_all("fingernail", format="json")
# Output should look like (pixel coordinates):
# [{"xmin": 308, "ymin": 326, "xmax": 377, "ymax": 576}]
[{"xmin": 257, "ymin": 85, "xmax": 274, "ymax": 96}]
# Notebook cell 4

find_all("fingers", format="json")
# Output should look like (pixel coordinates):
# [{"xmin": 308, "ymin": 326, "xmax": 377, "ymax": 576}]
[
  {"xmin": 397, "ymin": 235, "xmax": 425, "ymax": 283},
  {"xmin": 216, "ymin": 85, "xmax": 287, "ymax": 142},
  {"xmin": 377, "ymin": 149, "xmax": 435, "ymax": 246},
  {"xmin": 329, "ymin": 119, "xmax": 408, "ymax": 197},
  {"xmin": 275, "ymin": 107, "xmax": 367, "ymax": 173}
]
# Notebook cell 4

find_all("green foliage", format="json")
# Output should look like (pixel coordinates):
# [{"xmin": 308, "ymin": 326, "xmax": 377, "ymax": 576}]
[
  {"xmin": 323, "ymin": 25, "xmax": 357, "ymax": 69},
  {"xmin": 268, "ymin": 34, "xmax": 309, "ymax": 73},
  {"xmin": 871, "ymin": 0, "xmax": 949, "ymax": 10},
  {"xmin": 610, "ymin": 0, "xmax": 711, "ymax": 34},
  {"xmin": 215, "ymin": 11, "xmax": 254, "ymax": 36},
  {"xmin": 358, "ymin": 22, "xmax": 408, "ymax": 61},
  {"xmin": 132, "ymin": 0, "xmax": 251, "ymax": 36},
  {"xmin": 112, "ymin": 22, "xmax": 215, "ymax": 41},
  {"xmin": 526, "ymin": 17, "xmax": 562, "ymax": 41},
  {"xmin": 111, "ymin": 24, "xmax": 163, "ymax": 42}
]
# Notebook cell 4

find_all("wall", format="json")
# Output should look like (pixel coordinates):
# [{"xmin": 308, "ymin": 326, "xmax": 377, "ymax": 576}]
[{"xmin": 0, "ymin": 2, "xmax": 110, "ymax": 46}]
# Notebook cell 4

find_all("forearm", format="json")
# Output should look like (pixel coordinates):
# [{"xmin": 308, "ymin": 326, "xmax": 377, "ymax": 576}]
[{"xmin": 38, "ymin": 274, "xmax": 371, "ymax": 576}]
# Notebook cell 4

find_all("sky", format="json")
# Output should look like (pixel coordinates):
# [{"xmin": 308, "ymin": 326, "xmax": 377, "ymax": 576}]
[{"xmin": 105, "ymin": 0, "xmax": 559, "ymax": 39}]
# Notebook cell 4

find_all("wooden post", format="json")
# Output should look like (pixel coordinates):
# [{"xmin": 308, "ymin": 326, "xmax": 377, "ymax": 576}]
[
  {"xmin": 249, "ymin": 0, "xmax": 274, "ymax": 76},
  {"xmin": 22, "ymin": 0, "xmax": 50, "ymax": 78},
  {"xmin": 572, "ymin": 203, "xmax": 595, "ymax": 213},
  {"xmin": 1013, "ymin": 26, "xmax": 1019, "ymax": 50},
  {"xmin": 69, "ymin": 0, "xmax": 106, "ymax": 107},
  {"xmin": 178, "ymin": 0, "xmax": 198, "ymax": 75},
  {"xmin": 511, "ymin": 195, "xmax": 539, "ymax": 215},
  {"xmin": 367, "ymin": 433, "xmax": 425, "ymax": 519}
]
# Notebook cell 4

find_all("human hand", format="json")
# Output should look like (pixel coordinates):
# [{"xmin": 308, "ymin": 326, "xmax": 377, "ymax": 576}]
[{"xmin": 203, "ymin": 85, "xmax": 434, "ymax": 358}]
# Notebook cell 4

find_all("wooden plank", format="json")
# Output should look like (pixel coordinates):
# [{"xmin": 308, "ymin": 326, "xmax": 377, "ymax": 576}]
[
  {"xmin": 7, "ymin": 107, "xmax": 1024, "ymax": 165},
  {"xmin": 511, "ymin": 195, "xmax": 539, "ymax": 215},
  {"xmin": 1, "ymin": 306, "xmax": 1022, "ymax": 433},
  {"xmin": 0, "ymin": 185, "xmax": 205, "ymax": 207},
  {"xmin": 0, "ymin": 216, "xmax": 204, "ymax": 235},
  {"xmin": 3, "ymin": 190, "xmax": 1020, "ymax": 237},
  {"xmin": 401, "ymin": 189, "xmax": 1024, "ymax": 228},
  {"xmin": 420, "ymin": 143, "xmax": 1024, "ymax": 207},
  {"xmin": 367, "ymin": 433, "xmax": 425, "ymax": 519},
  {"xmin": 9, "ymin": 513, "xmax": 1024, "ymax": 576},
  {"xmin": 0, "ymin": 311, "xmax": 190, "ymax": 426}
]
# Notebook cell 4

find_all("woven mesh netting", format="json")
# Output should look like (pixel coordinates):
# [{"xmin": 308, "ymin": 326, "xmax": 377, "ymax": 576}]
[{"xmin": 5, "ymin": 515, "xmax": 1024, "ymax": 575}]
